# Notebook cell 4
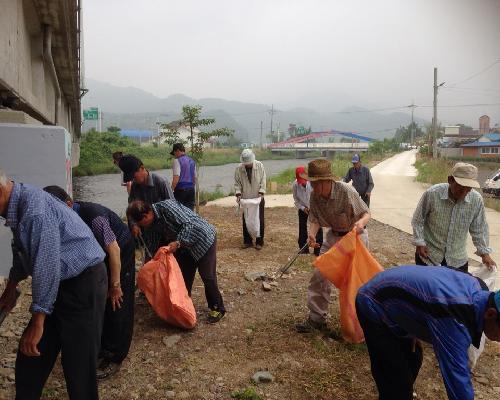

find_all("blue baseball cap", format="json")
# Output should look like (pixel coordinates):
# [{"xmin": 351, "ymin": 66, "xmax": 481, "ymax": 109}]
[{"xmin": 351, "ymin": 154, "xmax": 360, "ymax": 163}]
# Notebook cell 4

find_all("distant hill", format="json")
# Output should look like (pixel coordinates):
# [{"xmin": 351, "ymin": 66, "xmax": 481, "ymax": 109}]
[{"xmin": 82, "ymin": 78, "xmax": 428, "ymax": 142}]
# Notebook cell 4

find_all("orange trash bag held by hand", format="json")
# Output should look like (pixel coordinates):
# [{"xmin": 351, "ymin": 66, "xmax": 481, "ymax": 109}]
[
  {"xmin": 137, "ymin": 246, "xmax": 197, "ymax": 329},
  {"xmin": 313, "ymin": 230, "xmax": 383, "ymax": 343}
]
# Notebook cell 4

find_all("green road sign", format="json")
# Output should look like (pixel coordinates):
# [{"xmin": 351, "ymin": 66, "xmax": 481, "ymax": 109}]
[{"xmin": 83, "ymin": 107, "xmax": 99, "ymax": 120}]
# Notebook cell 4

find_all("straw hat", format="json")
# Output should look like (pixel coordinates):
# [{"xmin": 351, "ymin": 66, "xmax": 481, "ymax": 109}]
[
  {"xmin": 300, "ymin": 159, "xmax": 335, "ymax": 181},
  {"xmin": 451, "ymin": 162, "xmax": 480, "ymax": 188}
]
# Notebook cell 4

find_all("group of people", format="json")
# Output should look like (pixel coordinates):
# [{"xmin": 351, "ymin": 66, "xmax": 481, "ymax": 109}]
[
  {"xmin": 291, "ymin": 156, "xmax": 499, "ymax": 400},
  {"xmin": 0, "ymin": 144, "xmax": 499, "ymax": 400}
]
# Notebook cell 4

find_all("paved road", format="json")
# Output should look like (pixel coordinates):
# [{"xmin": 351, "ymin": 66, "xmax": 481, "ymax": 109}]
[{"xmin": 371, "ymin": 150, "xmax": 499, "ymax": 288}]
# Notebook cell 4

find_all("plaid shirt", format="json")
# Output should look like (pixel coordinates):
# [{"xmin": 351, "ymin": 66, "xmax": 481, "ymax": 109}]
[
  {"xmin": 5, "ymin": 183, "xmax": 105, "ymax": 314},
  {"xmin": 309, "ymin": 181, "xmax": 369, "ymax": 231},
  {"xmin": 151, "ymin": 200, "xmax": 216, "ymax": 261},
  {"xmin": 411, "ymin": 183, "xmax": 491, "ymax": 268}
]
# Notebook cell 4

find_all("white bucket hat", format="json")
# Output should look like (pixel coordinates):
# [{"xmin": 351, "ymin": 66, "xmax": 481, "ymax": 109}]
[
  {"xmin": 451, "ymin": 162, "xmax": 480, "ymax": 188},
  {"xmin": 240, "ymin": 149, "xmax": 255, "ymax": 164}
]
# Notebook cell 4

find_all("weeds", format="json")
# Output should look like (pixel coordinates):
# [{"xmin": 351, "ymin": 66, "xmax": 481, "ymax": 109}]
[{"xmin": 231, "ymin": 387, "xmax": 262, "ymax": 400}]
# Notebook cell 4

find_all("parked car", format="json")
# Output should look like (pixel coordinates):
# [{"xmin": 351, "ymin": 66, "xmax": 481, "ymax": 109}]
[{"xmin": 483, "ymin": 169, "xmax": 500, "ymax": 196}]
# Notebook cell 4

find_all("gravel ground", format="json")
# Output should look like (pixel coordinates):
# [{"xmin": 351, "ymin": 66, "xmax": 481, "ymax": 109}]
[{"xmin": 0, "ymin": 206, "xmax": 499, "ymax": 399}]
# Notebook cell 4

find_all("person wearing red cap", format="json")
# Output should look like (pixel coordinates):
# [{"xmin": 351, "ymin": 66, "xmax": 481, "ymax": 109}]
[{"xmin": 292, "ymin": 166, "xmax": 323, "ymax": 256}]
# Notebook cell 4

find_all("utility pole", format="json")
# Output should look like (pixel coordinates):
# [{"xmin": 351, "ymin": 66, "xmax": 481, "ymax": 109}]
[
  {"xmin": 409, "ymin": 100, "xmax": 417, "ymax": 146},
  {"xmin": 431, "ymin": 68, "xmax": 445, "ymax": 158},
  {"xmin": 432, "ymin": 68, "xmax": 438, "ymax": 158},
  {"xmin": 260, "ymin": 120, "xmax": 263, "ymax": 148},
  {"xmin": 268, "ymin": 104, "xmax": 276, "ymax": 139}
]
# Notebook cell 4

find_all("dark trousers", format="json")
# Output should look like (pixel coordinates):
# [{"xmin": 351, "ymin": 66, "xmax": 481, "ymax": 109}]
[
  {"xmin": 100, "ymin": 238, "xmax": 135, "ymax": 364},
  {"xmin": 414, "ymin": 252, "xmax": 468, "ymax": 272},
  {"xmin": 242, "ymin": 197, "xmax": 265, "ymax": 246},
  {"xmin": 360, "ymin": 193, "xmax": 370, "ymax": 207},
  {"xmin": 174, "ymin": 187, "xmax": 195, "ymax": 211},
  {"xmin": 298, "ymin": 209, "xmax": 323, "ymax": 256},
  {"xmin": 356, "ymin": 297, "xmax": 423, "ymax": 400},
  {"xmin": 15, "ymin": 262, "xmax": 107, "ymax": 400},
  {"xmin": 174, "ymin": 239, "xmax": 225, "ymax": 312}
]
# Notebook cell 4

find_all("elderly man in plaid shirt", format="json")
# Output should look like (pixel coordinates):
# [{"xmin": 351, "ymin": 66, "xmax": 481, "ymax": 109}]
[
  {"xmin": 0, "ymin": 170, "xmax": 107, "ymax": 400},
  {"xmin": 127, "ymin": 199, "xmax": 226, "ymax": 323},
  {"xmin": 411, "ymin": 162, "xmax": 496, "ymax": 272},
  {"xmin": 295, "ymin": 159, "xmax": 371, "ymax": 334}
]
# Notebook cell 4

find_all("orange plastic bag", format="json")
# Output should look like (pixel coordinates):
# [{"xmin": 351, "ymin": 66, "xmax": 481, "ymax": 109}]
[
  {"xmin": 314, "ymin": 230, "xmax": 383, "ymax": 343},
  {"xmin": 137, "ymin": 246, "xmax": 197, "ymax": 329}
]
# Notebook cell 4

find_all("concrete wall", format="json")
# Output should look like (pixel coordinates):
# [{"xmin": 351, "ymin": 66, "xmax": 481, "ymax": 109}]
[
  {"xmin": 0, "ymin": 0, "xmax": 81, "ymax": 163},
  {"xmin": 439, "ymin": 147, "xmax": 462, "ymax": 158}
]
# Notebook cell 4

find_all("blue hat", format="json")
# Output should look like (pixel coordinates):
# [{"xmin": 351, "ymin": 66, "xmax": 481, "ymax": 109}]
[
  {"xmin": 351, "ymin": 154, "xmax": 360, "ymax": 163},
  {"xmin": 494, "ymin": 291, "xmax": 500, "ymax": 312}
]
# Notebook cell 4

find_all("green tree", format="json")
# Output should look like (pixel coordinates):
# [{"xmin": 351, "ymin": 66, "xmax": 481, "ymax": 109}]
[
  {"xmin": 107, "ymin": 126, "xmax": 121, "ymax": 133},
  {"xmin": 394, "ymin": 122, "xmax": 424, "ymax": 143}
]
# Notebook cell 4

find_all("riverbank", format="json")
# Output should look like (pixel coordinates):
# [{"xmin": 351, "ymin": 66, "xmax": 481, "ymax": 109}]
[
  {"xmin": 267, "ymin": 152, "xmax": 398, "ymax": 194},
  {"xmin": 1, "ymin": 207, "xmax": 498, "ymax": 399},
  {"xmin": 74, "ymin": 130, "xmax": 318, "ymax": 177}
]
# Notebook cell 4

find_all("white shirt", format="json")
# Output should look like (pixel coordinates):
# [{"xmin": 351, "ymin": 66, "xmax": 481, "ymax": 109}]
[{"xmin": 292, "ymin": 180, "xmax": 313, "ymax": 211}]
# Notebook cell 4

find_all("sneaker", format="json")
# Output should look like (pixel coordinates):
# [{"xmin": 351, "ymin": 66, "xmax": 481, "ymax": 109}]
[
  {"xmin": 241, "ymin": 243, "xmax": 253, "ymax": 249},
  {"xmin": 295, "ymin": 318, "xmax": 327, "ymax": 333},
  {"xmin": 207, "ymin": 309, "xmax": 226, "ymax": 324},
  {"xmin": 255, "ymin": 244, "xmax": 263, "ymax": 250},
  {"xmin": 96, "ymin": 359, "xmax": 121, "ymax": 380}
]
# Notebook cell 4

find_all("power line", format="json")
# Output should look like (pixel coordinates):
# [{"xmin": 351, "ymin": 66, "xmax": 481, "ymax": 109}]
[{"xmin": 447, "ymin": 58, "xmax": 500, "ymax": 88}]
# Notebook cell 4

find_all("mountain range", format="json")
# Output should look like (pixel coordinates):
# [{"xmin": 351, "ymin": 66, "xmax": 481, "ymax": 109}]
[{"xmin": 82, "ymin": 78, "xmax": 428, "ymax": 142}]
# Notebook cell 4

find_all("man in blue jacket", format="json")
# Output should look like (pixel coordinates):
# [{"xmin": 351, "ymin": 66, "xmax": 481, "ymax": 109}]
[{"xmin": 356, "ymin": 265, "xmax": 500, "ymax": 400}]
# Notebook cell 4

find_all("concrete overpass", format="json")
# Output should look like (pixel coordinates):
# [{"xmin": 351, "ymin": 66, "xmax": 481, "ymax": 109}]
[
  {"xmin": 268, "ymin": 130, "xmax": 373, "ymax": 158},
  {"xmin": 0, "ymin": 0, "xmax": 83, "ymax": 165}
]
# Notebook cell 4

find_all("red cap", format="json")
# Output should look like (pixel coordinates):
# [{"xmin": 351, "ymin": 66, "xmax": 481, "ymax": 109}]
[{"xmin": 295, "ymin": 166, "xmax": 307, "ymax": 185}]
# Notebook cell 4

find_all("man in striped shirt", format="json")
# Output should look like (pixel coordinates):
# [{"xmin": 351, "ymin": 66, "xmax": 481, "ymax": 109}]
[
  {"xmin": 411, "ymin": 162, "xmax": 495, "ymax": 271},
  {"xmin": 356, "ymin": 265, "xmax": 500, "ymax": 400},
  {"xmin": 127, "ymin": 199, "xmax": 225, "ymax": 323}
]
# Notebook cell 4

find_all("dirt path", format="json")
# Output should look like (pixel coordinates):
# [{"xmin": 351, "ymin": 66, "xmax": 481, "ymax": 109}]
[{"xmin": 0, "ymin": 207, "xmax": 499, "ymax": 400}]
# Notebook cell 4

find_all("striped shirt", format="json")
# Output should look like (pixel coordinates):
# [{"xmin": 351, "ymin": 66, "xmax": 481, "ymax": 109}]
[
  {"xmin": 151, "ymin": 200, "xmax": 216, "ymax": 261},
  {"xmin": 411, "ymin": 183, "xmax": 491, "ymax": 268},
  {"xmin": 357, "ymin": 265, "xmax": 491, "ymax": 400},
  {"xmin": 309, "ymin": 181, "xmax": 369, "ymax": 231},
  {"xmin": 6, "ymin": 183, "xmax": 105, "ymax": 314}
]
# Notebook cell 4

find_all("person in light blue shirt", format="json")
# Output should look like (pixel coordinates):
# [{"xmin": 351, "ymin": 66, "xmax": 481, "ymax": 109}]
[
  {"xmin": 0, "ymin": 170, "xmax": 107, "ymax": 400},
  {"xmin": 356, "ymin": 265, "xmax": 500, "ymax": 400}
]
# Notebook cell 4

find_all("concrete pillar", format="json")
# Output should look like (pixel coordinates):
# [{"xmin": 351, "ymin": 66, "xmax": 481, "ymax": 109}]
[{"xmin": 296, "ymin": 150, "xmax": 307, "ymax": 159}]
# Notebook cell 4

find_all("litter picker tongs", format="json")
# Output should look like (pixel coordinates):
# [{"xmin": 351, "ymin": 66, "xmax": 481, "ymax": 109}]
[
  {"xmin": 277, "ymin": 243, "xmax": 309, "ymax": 277},
  {"xmin": 137, "ymin": 233, "xmax": 152, "ymax": 260}
]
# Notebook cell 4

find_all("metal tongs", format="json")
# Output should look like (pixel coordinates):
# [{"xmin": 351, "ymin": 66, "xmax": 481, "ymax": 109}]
[{"xmin": 277, "ymin": 243, "xmax": 309, "ymax": 277}]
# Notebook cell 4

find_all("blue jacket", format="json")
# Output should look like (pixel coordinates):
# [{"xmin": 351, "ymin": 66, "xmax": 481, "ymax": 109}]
[{"xmin": 356, "ymin": 265, "xmax": 491, "ymax": 400}]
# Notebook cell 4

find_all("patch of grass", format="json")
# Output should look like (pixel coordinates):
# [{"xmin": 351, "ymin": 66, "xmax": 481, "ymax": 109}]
[
  {"xmin": 231, "ymin": 387, "xmax": 262, "ymax": 400},
  {"xmin": 414, "ymin": 157, "xmax": 453, "ymax": 184},
  {"xmin": 198, "ymin": 185, "xmax": 226, "ymax": 205},
  {"xmin": 484, "ymin": 197, "xmax": 500, "ymax": 212},
  {"xmin": 267, "ymin": 152, "xmax": 397, "ymax": 194}
]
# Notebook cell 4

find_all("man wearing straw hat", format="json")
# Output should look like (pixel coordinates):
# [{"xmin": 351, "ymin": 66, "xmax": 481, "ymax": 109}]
[
  {"xmin": 411, "ymin": 162, "xmax": 496, "ymax": 272},
  {"xmin": 296, "ymin": 159, "xmax": 371, "ymax": 334}
]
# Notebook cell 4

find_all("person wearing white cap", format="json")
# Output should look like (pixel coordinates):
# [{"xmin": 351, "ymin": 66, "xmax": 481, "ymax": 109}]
[
  {"xmin": 234, "ymin": 149, "xmax": 266, "ymax": 250},
  {"xmin": 411, "ymin": 162, "xmax": 496, "ymax": 271}
]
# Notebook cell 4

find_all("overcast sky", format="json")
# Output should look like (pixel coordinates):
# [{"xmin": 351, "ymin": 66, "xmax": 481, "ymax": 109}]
[{"xmin": 83, "ymin": 0, "xmax": 500, "ymax": 127}]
